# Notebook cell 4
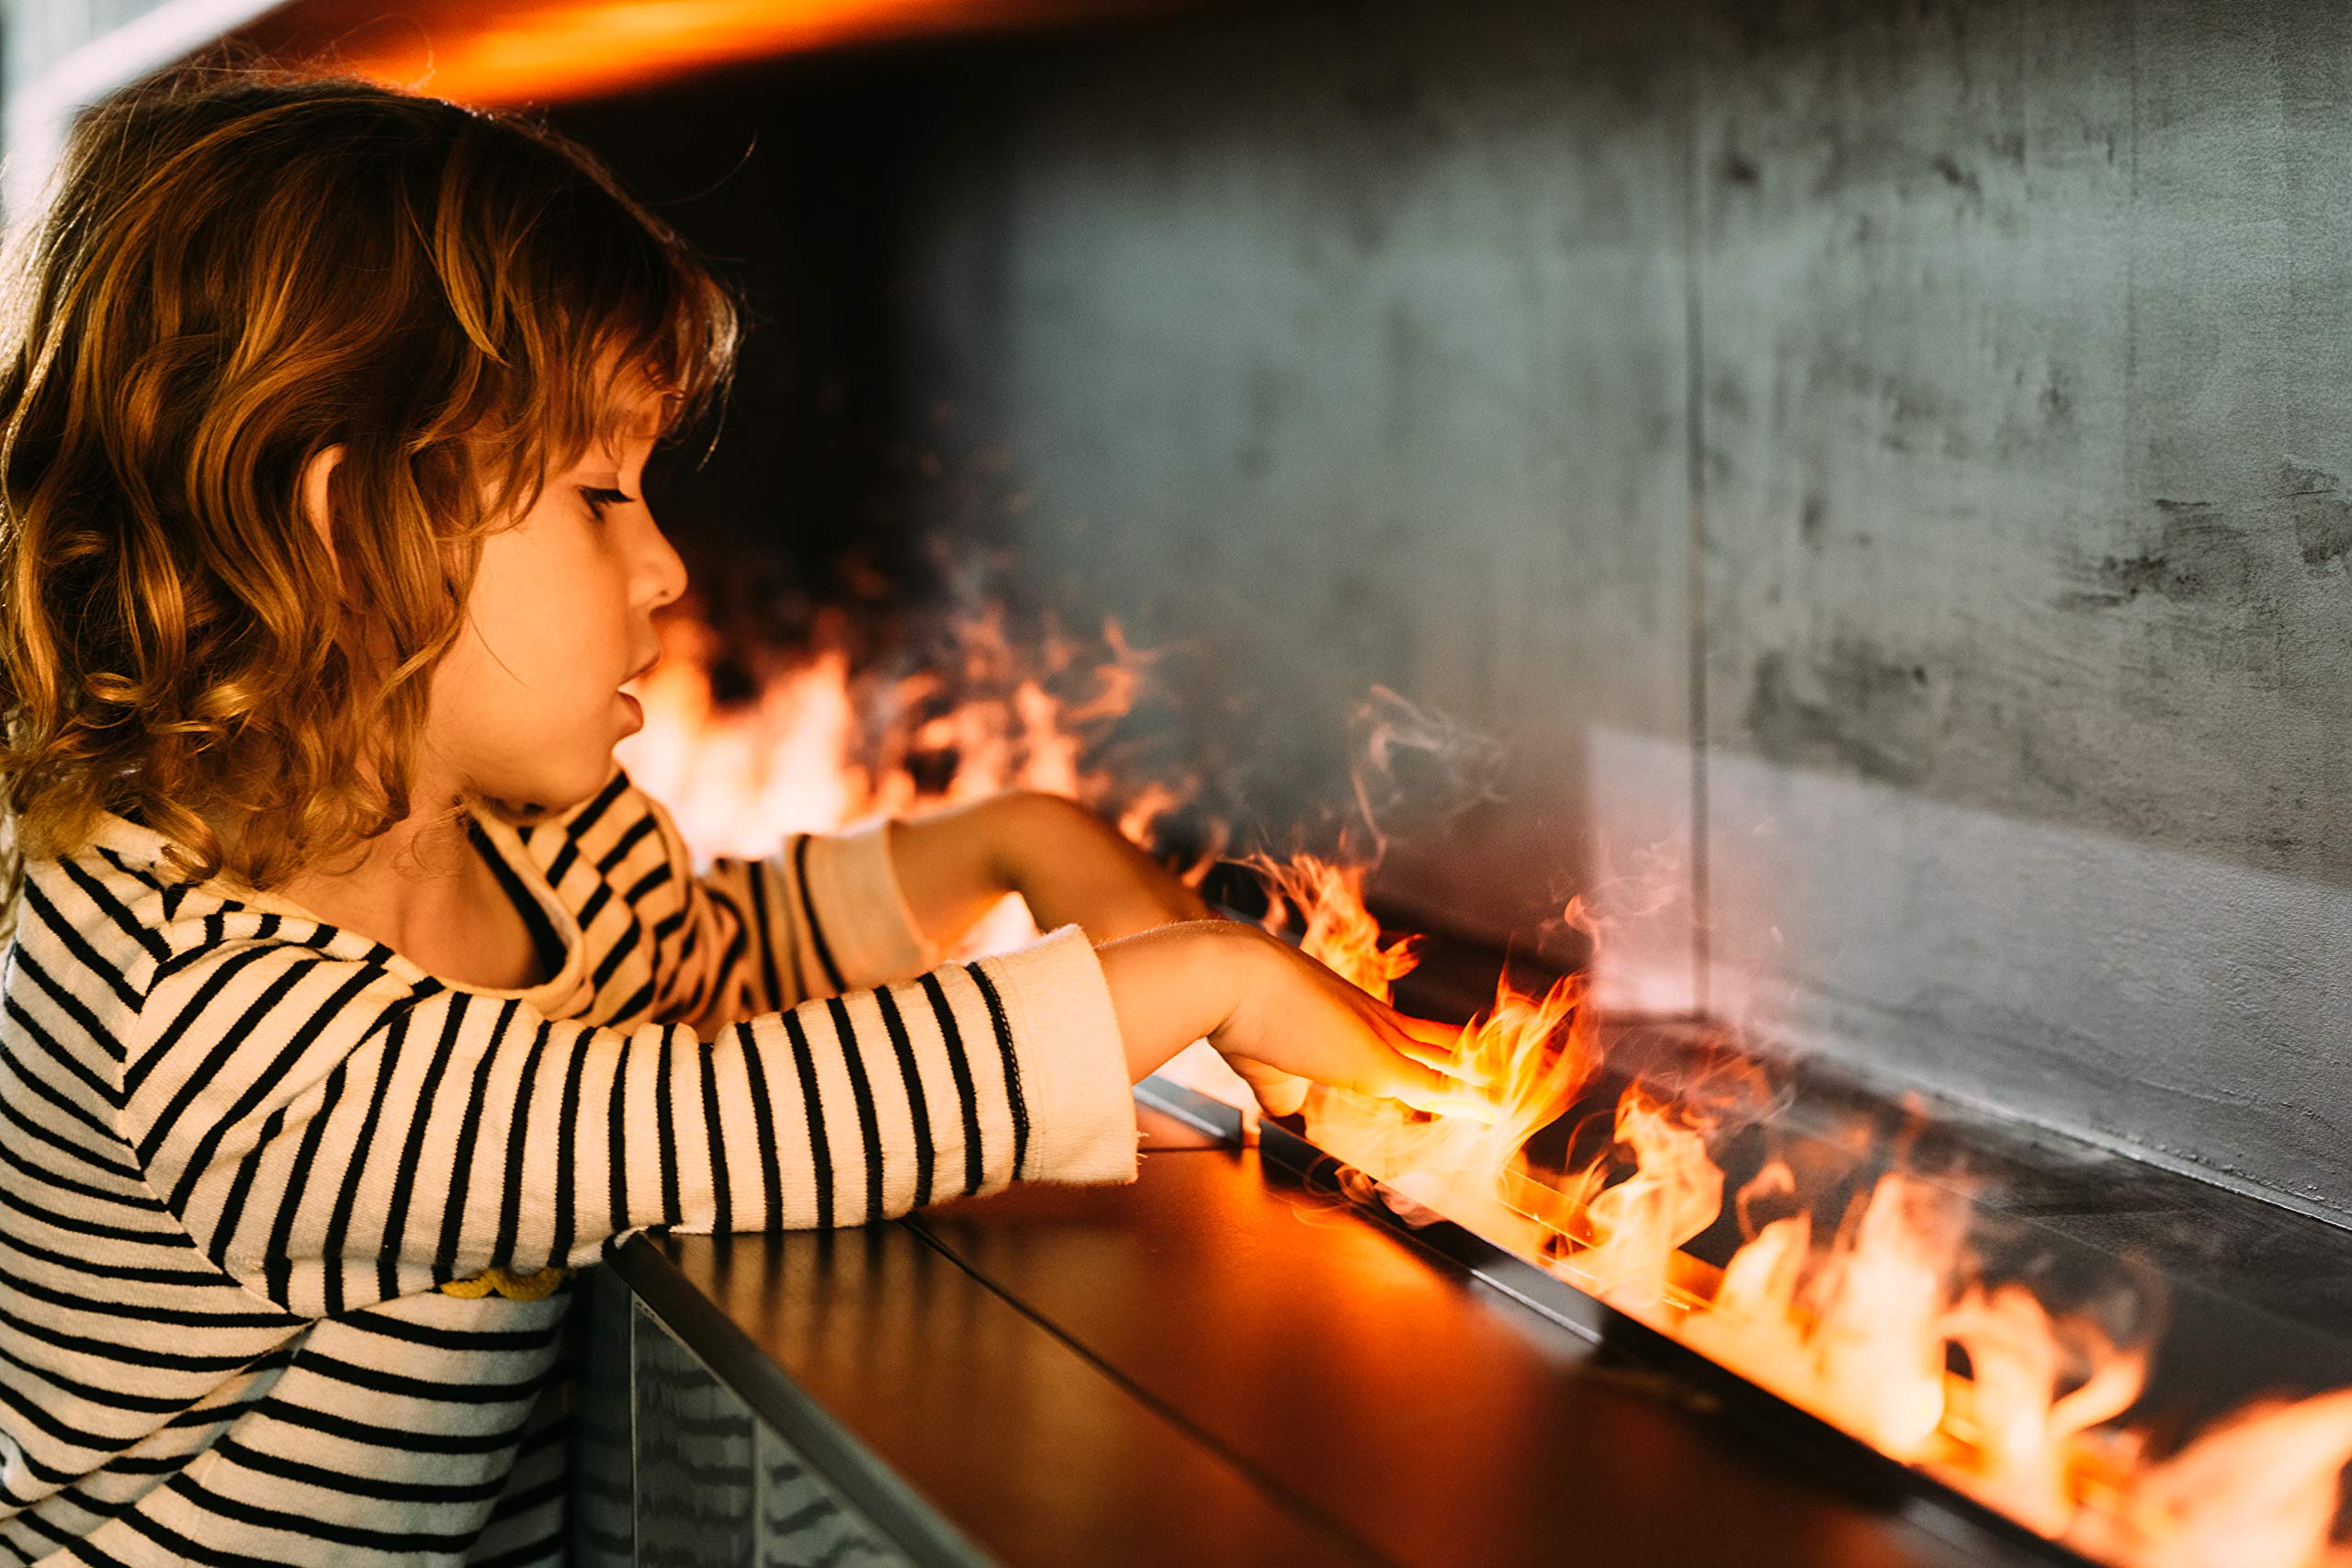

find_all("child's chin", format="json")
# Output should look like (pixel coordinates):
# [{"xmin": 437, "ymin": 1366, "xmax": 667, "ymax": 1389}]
[{"xmin": 485, "ymin": 752, "xmax": 618, "ymax": 820}]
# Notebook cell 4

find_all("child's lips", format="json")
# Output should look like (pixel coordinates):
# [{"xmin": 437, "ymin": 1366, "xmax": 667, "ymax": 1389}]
[{"xmin": 617, "ymin": 689, "xmax": 643, "ymax": 732}]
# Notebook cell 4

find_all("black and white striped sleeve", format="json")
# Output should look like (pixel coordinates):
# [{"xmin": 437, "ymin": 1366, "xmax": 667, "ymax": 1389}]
[
  {"xmin": 603, "ymin": 774, "xmax": 941, "ymax": 1032},
  {"xmin": 491, "ymin": 761, "xmax": 941, "ymax": 1036},
  {"xmin": 121, "ymin": 920, "xmax": 1138, "ymax": 1320}
]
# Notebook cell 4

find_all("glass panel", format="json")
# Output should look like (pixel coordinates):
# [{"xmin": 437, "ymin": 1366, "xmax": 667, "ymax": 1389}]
[
  {"xmin": 752, "ymin": 1418, "xmax": 912, "ymax": 1568},
  {"xmin": 568, "ymin": 1265, "xmax": 635, "ymax": 1567},
  {"xmin": 631, "ymin": 1298, "xmax": 757, "ymax": 1564}
]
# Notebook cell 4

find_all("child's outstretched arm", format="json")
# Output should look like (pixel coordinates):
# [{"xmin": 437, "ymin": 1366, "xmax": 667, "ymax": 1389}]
[
  {"xmin": 882, "ymin": 792, "xmax": 1477, "ymax": 1120},
  {"xmin": 1091, "ymin": 919, "xmax": 1482, "ymax": 1117},
  {"xmin": 884, "ymin": 791, "xmax": 1211, "ymax": 951},
  {"xmin": 115, "ymin": 777, "xmax": 1466, "ymax": 1325}
]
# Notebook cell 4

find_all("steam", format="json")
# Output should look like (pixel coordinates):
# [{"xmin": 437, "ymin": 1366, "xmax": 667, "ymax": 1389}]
[{"xmin": 1345, "ymin": 683, "xmax": 1508, "ymax": 856}]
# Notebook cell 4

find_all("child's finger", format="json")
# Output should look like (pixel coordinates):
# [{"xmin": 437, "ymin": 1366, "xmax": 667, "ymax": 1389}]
[
  {"xmin": 1394, "ymin": 1013, "xmax": 1467, "ymax": 1055},
  {"xmin": 1382, "ymin": 1013, "xmax": 1487, "ymax": 1086},
  {"xmin": 1379, "ymin": 1055, "xmax": 1498, "ymax": 1125},
  {"xmin": 1231, "ymin": 1058, "xmax": 1310, "ymax": 1118},
  {"xmin": 1393, "ymin": 1038, "xmax": 1490, "ymax": 1089}
]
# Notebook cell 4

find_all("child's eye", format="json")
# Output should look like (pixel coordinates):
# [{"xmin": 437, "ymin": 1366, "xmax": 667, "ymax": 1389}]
[{"xmin": 579, "ymin": 486, "xmax": 635, "ymax": 518}]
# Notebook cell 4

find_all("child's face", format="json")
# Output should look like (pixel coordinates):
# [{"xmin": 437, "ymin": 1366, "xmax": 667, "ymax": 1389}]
[{"xmin": 427, "ymin": 380, "xmax": 685, "ymax": 815}]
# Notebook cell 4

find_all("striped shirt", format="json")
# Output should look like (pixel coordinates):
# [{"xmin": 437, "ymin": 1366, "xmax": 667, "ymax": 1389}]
[{"xmin": 0, "ymin": 764, "xmax": 1138, "ymax": 1565}]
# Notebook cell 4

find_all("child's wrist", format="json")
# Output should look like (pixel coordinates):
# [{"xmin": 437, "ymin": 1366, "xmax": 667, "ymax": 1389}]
[
  {"xmin": 1095, "ymin": 919, "xmax": 1260, "ymax": 1081},
  {"xmin": 1004, "ymin": 791, "xmax": 1209, "ymax": 942}
]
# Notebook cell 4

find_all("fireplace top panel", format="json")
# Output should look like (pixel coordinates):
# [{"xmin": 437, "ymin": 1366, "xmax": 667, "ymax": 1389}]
[{"xmin": 625, "ymin": 1105, "xmax": 2030, "ymax": 1568}]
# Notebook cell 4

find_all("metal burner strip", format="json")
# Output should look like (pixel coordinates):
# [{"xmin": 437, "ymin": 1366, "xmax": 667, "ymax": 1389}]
[{"xmin": 1134, "ymin": 1072, "xmax": 1247, "ymax": 1143}]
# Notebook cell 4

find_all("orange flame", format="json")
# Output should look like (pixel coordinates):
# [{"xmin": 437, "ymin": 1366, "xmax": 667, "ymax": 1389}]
[
  {"xmin": 1258, "ymin": 849, "xmax": 2352, "ymax": 1568},
  {"xmin": 1559, "ymin": 1087, "xmax": 1727, "ymax": 1310},
  {"xmin": 1250, "ymin": 852, "xmax": 1420, "ymax": 1003},
  {"xmin": 2074, "ymin": 1391, "xmax": 2352, "ymax": 1568},
  {"xmin": 618, "ymin": 602, "xmax": 1196, "ymax": 952}
]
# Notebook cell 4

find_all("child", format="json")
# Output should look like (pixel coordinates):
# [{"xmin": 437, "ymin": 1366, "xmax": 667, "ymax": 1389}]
[{"xmin": 0, "ymin": 68, "xmax": 1476, "ymax": 1567}]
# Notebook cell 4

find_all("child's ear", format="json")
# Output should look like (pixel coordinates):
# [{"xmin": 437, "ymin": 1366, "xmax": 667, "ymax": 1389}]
[{"xmin": 300, "ymin": 445, "xmax": 345, "ymax": 574}]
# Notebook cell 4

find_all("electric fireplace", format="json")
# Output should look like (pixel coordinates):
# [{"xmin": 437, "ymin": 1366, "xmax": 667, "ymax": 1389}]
[{"xmin": 10, "ymin": 0, "xmax": 2351, "ymax": 1562}]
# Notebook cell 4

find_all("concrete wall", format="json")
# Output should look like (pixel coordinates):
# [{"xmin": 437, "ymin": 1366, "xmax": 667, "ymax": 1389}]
[
  {"xmin": 1696, "ymin": 0, "xmax": 2352, "ymax": 1217},
  {"xmin": 897, "ymin": 2, "xmax": 1701, "ymax": 987},
  {"xmin": 881, "ymin": 0, "xmax": 2352, "ymax": 1220}
]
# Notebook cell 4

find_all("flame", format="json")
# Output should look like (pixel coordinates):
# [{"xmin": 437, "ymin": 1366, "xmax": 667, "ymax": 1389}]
[
  {"xmin": 1557, "ymin": 1087, "xmax": 1726, "ymax": 1310},
  {"xmin": 623, "ymin": 603, "xmax": 1159, "ymax": 843},
  {"xmin": 1257, "ymin": 851, "xmax": 2352, "ymax": 1568},
  {"xmin": 618, "ymin": 601, "xmax": 1193, "ymax": 952},
  {"xmin": 1250, "ymin": 853, "xmax": 1420, "ymax": 1003},
  {"xmin": 1937, "ymin": 1283, "xmax": 2151, "ymax": 1536},
  {"xmin": 2074, "ymin": 1392, "xmax": 2352, "ymax": 1568}
]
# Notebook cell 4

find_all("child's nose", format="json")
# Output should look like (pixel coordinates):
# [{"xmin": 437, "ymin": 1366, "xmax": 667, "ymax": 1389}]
[{"xmin": 636, "ymin": 513, "xmax": 688, "ymax": 609}]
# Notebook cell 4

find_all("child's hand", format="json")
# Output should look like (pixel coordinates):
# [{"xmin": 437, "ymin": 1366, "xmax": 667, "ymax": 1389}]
[
  {"xmin": 1216, "ymin": 926, "xmax": 1491, "ymax": 1122},
  {"xmin": 1096, "ymin": 921, "xmax": 1490, "ymax": 1122}
]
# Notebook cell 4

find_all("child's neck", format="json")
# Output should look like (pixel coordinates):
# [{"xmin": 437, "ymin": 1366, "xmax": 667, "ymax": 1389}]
[{"xmin": 216, "ymin": 781, "xmax": 549, "ymax": 990}]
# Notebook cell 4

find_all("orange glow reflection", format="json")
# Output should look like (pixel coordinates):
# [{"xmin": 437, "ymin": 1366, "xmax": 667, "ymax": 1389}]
[{"xmin": 310, "ymin": 0, "xmax": 1166, "ymax": 106}]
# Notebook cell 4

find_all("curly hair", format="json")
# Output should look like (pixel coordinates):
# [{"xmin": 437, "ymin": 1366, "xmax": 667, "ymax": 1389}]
[{"xmin": 0, "ymin": 64, "xmax": 739, "ymax": 931}]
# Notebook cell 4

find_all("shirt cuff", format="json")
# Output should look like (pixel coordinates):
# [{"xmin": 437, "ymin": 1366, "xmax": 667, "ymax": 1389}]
[
  {"xmin": 799, "ymin": 819, "xmax": 941, "ymax": 990},
  {"xmin": 974, "ymin": 925, "xmax": 1139, "ymax": 1186}
]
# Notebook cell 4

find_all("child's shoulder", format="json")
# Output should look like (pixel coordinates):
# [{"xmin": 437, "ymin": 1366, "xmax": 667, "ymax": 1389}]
[
  {"xmin": 7, "ymin": 823, "xmax": 330, "ymax": 1110},
  {"xmin": 10, "ymin": 765, "xmax": 695, "ymax": 1016},
  {"xmin": 30, "ymin": 821, "xmax": 363, "ymax": 998}
]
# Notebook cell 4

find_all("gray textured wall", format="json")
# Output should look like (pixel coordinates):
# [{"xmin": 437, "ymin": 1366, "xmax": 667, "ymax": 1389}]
[
  {"xmin": 900, "ymin": 2, "xmax": 1700, "ymax": 987},
  {"xmin": 1699, "ymin": 1, "xmax": 2352, "ymax": 1219},
  {"xmin": 890, "ymin": 0, "xmax": 2352, "ymax": 1220}
]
